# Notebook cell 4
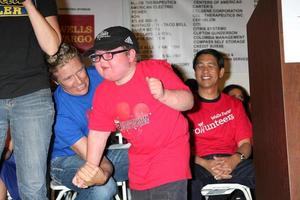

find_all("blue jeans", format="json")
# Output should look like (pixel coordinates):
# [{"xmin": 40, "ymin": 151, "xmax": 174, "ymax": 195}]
[
  {"xmin": 106, "ymin": 148, "xmax": 129, "ymax": 182},
  {"xmin": 189, "ymin": 154, "xmax": 255, "ymax": 200},
  {"xmin": 51, "ymin": 154, "xmax": 118, "ymax": 200},
  {"xmin": 0, "ymin": 88, "xmax": 54, "ymax": 200}
]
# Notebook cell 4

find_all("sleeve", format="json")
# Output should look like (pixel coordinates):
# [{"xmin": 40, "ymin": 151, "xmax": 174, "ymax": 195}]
[
  {"xmin": 53, "ymin": 90, "xmax": 85, "ymax": 149},
  {"xmin": 141, "ymin": 59, "xmax": 190, "ymax": 91},
  {"xmin": 36, "ymin": 0, "xmax": 58, "ymax": 17},
  {"xmin": 88, "ymin": 85, "xmax": 116, "ymax": 132},
  {"xmin": 234, "ymin": 100, "xmax": 253, "ymax": 143},
  {"xmin": 54, "ymin": 114, "xmax": 85, "ymax": 149}
]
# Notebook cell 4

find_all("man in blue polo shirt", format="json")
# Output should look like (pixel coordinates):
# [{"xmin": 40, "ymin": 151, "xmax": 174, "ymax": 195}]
[{"xmin": 47, "ymin": 43, "xmax": 128, "ymax": 199}]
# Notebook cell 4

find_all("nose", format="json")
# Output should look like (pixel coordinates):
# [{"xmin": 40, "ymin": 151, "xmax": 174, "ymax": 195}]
[
  {"xmin": 201, "ymin": 65, "xmax": 210, "ymax": 73},
  {"xmin": 73, "ymin": 74, "xmax": 83, "ymax": 84}
]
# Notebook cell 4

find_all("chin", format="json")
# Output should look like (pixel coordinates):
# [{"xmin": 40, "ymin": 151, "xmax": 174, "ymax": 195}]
[
  {"xmin": 103, "ymin": 75, "xmax": 116, "ymax": 82},
  {"xmin": 71, "ymin": 88, "xmax": 88, "ymax": 96},
  {"xmin": 79, "ymin": 88, "xmax": 88, "ymax": 95}
]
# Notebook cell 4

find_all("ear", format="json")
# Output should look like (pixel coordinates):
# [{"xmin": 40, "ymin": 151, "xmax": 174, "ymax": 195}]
[
  {"xmin": 127, "ymin": 49, "xmax": 137, "ymax": 62},
  {"xmin": 219, "ymin": 67, "xmax": 225, "ymax": 79}
]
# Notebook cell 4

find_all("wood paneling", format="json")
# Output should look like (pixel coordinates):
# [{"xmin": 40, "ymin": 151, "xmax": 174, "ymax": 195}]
[{"xmin": 246, "ymin": 0, "xmax": 300, "ymax": 199}]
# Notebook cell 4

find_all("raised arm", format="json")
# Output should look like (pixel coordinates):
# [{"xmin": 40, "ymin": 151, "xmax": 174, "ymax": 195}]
[
  {"xmin": 23, "ymin": 0, "xmax": 61, "ymax": 55},
  {"xmin": 146, "ymin": 77, "xmax": 194, "ymax": 111}
]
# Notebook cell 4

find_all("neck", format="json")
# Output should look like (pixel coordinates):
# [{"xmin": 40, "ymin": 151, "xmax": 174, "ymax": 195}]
[
  {"xmin": 115, "ymin": 63, "xmax": 136, "ymax": 85},
  {"xmin": 198, "ymin": 87, "xmax": 219, "ymax": 100}
]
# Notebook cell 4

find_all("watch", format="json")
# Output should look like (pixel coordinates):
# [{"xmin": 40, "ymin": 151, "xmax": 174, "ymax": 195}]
[{"xmin": 235, "ymin": 152, "xmax": 246, "ymax": 161}]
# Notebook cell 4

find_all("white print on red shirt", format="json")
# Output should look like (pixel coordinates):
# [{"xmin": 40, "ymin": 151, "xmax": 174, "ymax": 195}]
[
  {"xmin": 114, "ymin": 102, "xmax": 151, "ymax": 132},
  {"xmin": 194, "ymin": 108, "xmax": 235, "ymax": 135}
]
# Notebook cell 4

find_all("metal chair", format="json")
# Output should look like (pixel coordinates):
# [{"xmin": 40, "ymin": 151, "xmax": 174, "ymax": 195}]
[
  {"xmin": 7, "ymin": 191, "xmax": 12, "ymax": 200},
  {"xmin": 201, "ymin": 183, "xmax": 253, "ymax": 200},
  {"xmin": 50, "ymin": 180, "xmax": 129, "ymax": 200},
  {"xmin": 114, "ymin": 180, "xmax": 128, "ymax": 200},
  {"xmin": 50, "ymin": 132, "xmax": 130, "ymax": 200},
  {"xmin": 50, "ymin": 181, "xmax": 77, "ymax": 200}
]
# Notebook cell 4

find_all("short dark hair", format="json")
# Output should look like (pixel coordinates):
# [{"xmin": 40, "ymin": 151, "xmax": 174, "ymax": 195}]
[
  {"xmin": 47, "ymin": 43, "xmax": 82, "ymax": 77},
  {"xmin": 193, "ymin": 49, "xmax": 224, "ymax": 70}
]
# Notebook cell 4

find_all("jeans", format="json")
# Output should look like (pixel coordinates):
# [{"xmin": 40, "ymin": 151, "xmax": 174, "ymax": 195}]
[
  {"xmin": 189, "ymin": 154, "xmax": 255, "ymax": 200},
  {"xmin": 0, "ymin": 88, "xmax": 54, "ymax": 200},
  {"xmin": 50, "ymin": 154, "xmax": 117, "ymax": 200},
  {"xmin": 131, "ymin": 180, "xmax": 188, "ymax": 200},
  {"xmin": 106, "ymin": 148, "xmax": 129, "ymax": 182}
]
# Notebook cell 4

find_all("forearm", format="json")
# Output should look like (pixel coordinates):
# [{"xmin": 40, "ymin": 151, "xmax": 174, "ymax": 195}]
[
  {"xmin": 159, "ymin": 89, "xmax": 194, "ymax": 111},
  {"xmin": 87, "ymin": 130, "xmax": 110, "ymax": 166},
  {"xmin": 100, "ymin": 157, "xmax": 113, "ymax": 179},
  {"xmin": 227, "ymin": 140, "xmax": 252, "ymax": 170},
  {"xmin": 195, "ymin": 155, "xmax": 207, "ymax": 168},
  {"xmin": 23, "ymin": 0, "xmax": 61, "ymax": 55},
  {"xmin": 235, "ymin": 140, "xmax": 252, "ymax": 159},
  {"xmin": 71, "ymin": 137, "xmax": 88, "ymax": 160},
  {"xmin": 74, "ymin": 133, "xmax": 112, "ymax": 187}
]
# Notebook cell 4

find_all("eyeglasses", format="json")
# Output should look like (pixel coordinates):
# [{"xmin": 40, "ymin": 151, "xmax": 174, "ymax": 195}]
[{"xmin": 89, "ymin": 49, "xmax": 128, "ymax": 63}]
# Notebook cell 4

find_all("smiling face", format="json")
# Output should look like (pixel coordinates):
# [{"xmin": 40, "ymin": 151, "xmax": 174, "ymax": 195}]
[
  {"xmin": 93, "ymin": 47, "xmax": 137, "ymax": 85},
  {"xmin": 194, "ymin": 53, "xmax": 224, "ymax": 92},
  {"xmin": 54, "ymin": 56, "xmax": 89, "ymax": 96}
]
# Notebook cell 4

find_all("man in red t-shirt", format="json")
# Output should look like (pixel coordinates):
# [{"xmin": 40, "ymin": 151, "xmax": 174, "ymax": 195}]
[
  {"xmin": 186, "ymin": 49, "xmax": 255, "ymax": 200},
  {"xmin": 72, "ymin": 26, "xmax": 194, "ymax": 200}
]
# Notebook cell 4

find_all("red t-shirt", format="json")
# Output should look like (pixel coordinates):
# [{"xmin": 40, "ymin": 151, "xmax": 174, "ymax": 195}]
[
  {"xmin": 187, "ymin": 93, "xmax": 252, "ymax": 157},
  {"xmin": 89, "ymin": 59, "xmax": 191, "ymax": 190}
]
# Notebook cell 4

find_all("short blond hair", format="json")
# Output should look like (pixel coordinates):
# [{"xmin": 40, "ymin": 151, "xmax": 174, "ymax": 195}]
[{"xmin": 47, "ymin": 43, "xmax": 82, "ymax": 75}]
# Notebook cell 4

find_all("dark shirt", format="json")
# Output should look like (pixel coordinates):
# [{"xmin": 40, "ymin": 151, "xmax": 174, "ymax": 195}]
[{"xmin": 0, "ymin": 0, "xmax": 58, "ymax": 98}]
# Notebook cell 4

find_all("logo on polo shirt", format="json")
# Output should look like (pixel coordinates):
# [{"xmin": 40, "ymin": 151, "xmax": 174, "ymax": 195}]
[{"xmin": 194, "ymin": 109, "xmax": 235, "ymax": 135}]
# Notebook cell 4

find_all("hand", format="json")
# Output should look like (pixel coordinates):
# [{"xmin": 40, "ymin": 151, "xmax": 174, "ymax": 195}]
[
  {"xmin": 76, "ymin": 162, "xmax": 109, "ymax": 187},
  {"xmin": 146, "ymin": 77, "xmax": 165, "ymax": 100},
  {"xmin": 201, "ymin": 158, "xmax": 224, "ymax": 177},
  {"xmin": 72, "ymin": 172, "xmax": 88, "ymax": 189},
  {"xmin": 21, "ymin": 0, "xmax": 32, "ymax": 6},
  {"xmin": 212, "ymin": 155, "xmax": 240, "ymax": 180},
  {"xmin": 200, "ymin": 156, "xmax": 232, "ymax": 180},
  {"xmin": 3, "ymin": 149, "xmax": 12, "ymax": 160}
]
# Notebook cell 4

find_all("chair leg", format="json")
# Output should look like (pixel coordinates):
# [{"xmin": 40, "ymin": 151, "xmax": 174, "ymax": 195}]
[
  {"xmin": 122, "ymin": 181, "xmax": 127, "ymax": 200},
  {"xmin": 50, "ymin": 189, "xmax": 55, "ymax": 200},
  {"xmin": 114, "ymin": 194, "xmax": 121, "ymax": 200}
]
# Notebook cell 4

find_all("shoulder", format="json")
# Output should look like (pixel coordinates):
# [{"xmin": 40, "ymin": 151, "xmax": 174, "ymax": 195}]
[
  {"xmin": 137, "ymin": 59, "xmax": 172, "ymax": 71},
  {"xmin": 53, "ymin": 86, "xmax": 70, "ymax": 112},
  {"xmin": 86, "ymin": 65, "xmax": 97, "ymax": 75},
  {"xmin": 87, "ymin": 66, "xmax": 103, "ymax": 83},
  {"xmin": 38, "ymin": 0, "xmax": 58, "ymax": 17},
  {"xmin": 221, "ymin": 93, "xmax": 239, "ymax": 103},
  {"xmin": 53, "ymin": 86, "xmax": 65, "ymax": 102},
  {"xmin": 221, "ymin": 93, "xmax": 244, "ymax": 110},
  {"xmin": 137, "ymin": 59, "xmax": 179, "ymax": 81},
  {"xmin": 94, "ymin": 79, "xmax": 113, "ymax": 96}
]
